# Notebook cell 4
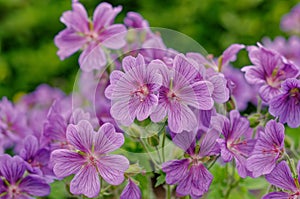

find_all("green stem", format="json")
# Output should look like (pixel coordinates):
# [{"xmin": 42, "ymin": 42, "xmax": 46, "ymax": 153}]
[
  {"xmin": 162, "ymin": 130, "xmax": 166, "ymax": 163},
  {"xmin": 140, "ymin": 138, "xmax": 161, "ymax": 169},
  {"xmin": 208, "ymin": 155, "xmax": 219, "ymax": 170},
  {"xmin": 166, "ymin": 184, "xmax": 171, "ymax": 199}
]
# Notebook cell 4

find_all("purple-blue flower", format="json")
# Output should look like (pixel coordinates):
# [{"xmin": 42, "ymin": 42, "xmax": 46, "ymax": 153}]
[
  {"xmin": 162, "ymin": 128, "xmax": 220, "ymax": 198},
  {"xmin": 0, "ymin": 154, "xmax": 50, "ymax": 199},
  {"xmin": 242, "ymin": 44, "xmax": 299, "ymax": 102},
  {"xmin": 216, "ymin": 110, "xmax": 255, "ymax": 178},
  {"xmin": 269, "ymin": 78, "xmax": 300, "ymax": 128},
  {"xmin": 246, "ymin": 120, "xmax": 284, "ymax": 177},
  {"xmin": 120, "ymin": 179, "xmax": 141, "ymax": 199},
  {"xmin": 19, "ymin": 135, "xmax": 53, "ymax": 180},
  {"xmin": 263, "ymin": 161, "xmax": 300, "ymax": 199},
  {"xmin": 51, "ymin": 120, "xmax": 129, "ymax": 198},
  {"xmin": 105, "ymin": 54, "xmax": 162, "ymax": 126},
  {"xmin": 0, "ymin": 97, "xmax": 31, "ymax": 152},
  {"xmin": 151, "ymin": 54, "xmax": 214, "ymax": 133},
  {"xmin": 54, "ymin": 2, "xmax": 126, "ymax": 72}
]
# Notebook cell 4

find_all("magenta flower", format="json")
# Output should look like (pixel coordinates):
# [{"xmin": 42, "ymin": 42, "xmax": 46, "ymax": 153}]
[
  {"xmin": 105, "ymin": 54, "xmax": 162, "ymax": 126},
  {"xmin": 269, "ymin": 78, "xmax": 300, "ymax": 128},
  {"xmin": 0, "ymin": 154, "xmax": 50, "ymax": 199},
  {"xmin": 162, "ymin": 129, "xmax": 220, "ymax": 198},
  {"xmin": 151, "ymin": 54, "xmax": 214, "ymax": 133},
  {"xmin": 51, "ymin": 120, "xmax": 129, "ymax": 198},
  {"xmin": 263, "ymin": 161, "xmax": 300, "ymax": 199},
  {"xmin": 242, "ymin": 44, "xmax": 299, "ymax": 102},
  {"xmin": 216, "ymin": 110, "xmax": 255, "ymax": 178},
  {"xmin": 54, "ymin": 2, "xmax": 126, "ymax": 72},
  {"xmin": 120, "ymin": 179, "xmax": 141, "ymax": 199},
  {"xmin": 246, "ymin": 120, "xmax": 284, "ymax": 177}
]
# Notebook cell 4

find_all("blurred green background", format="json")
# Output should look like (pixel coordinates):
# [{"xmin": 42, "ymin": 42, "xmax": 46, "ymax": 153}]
[{"xmin": 0, "ymin": 0, "xmax": 299, "ymax": 99}]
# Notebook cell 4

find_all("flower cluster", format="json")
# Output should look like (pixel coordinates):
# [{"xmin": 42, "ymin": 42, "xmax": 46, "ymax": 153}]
[{"xmin": 1, "ymin": 1, "xmax": 300, "ymax": 199}]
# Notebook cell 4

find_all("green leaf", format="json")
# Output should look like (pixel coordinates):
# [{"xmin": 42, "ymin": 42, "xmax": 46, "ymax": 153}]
[{"xmin": 155, "ymin": 171, "xmax": 166, "ymax": 188}]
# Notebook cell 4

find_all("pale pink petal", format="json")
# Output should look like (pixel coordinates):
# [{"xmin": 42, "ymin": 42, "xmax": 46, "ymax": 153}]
[{"xmin": 100, "ymin": 24, "xmax": 127, "ymax": 49}]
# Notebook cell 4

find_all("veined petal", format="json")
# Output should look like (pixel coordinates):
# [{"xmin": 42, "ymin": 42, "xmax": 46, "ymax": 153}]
[
  {"xmin": 179, "ymin": 81, "xmax": 214, "ymax": 110},
  {"xmin": 66, "ymin": 120, "xmax": 94, "ymax": 152},
  {"xmin": 100, "ymin": 24, "xmax": 127, "ymax": 49},
  {"xmin": 168, "ymin": 103, "xmax": 197, "ymax": 133},
  {"xmin": 19, "ymin": 135, "xmax": 39, "ymax": 161},
  {"xmin": 93, "ymin": 3, "xmax": 122, "ymax": 31},
  {"xmin": 265, "ymin": 161, "xmax": 297, "ymax": 192},
  {"xmin": 94, "ymin": 123, "xmax": 124, "ymax": 154},
  {"xmin": 54, "ymin": 29, "xmax": 86, "ymax": 60},
  {"xmin": 262, "ymin": 192, "xmax": 289, "ymax": 199},
  {"xmin": 0, "ymin": 155, "xmax": 25, "ymax": 184},
  {"xmin": 70, "ymin": 165, "xmax": 100, "ymax": 198},
  {"xmin": 97, "ymin": 155, "xmax": 129, "ymax": 185},
  {"xmin": 120, "ymin": 179, "xmax": 142, "ymax": 199},
  {"xmin": 51, "ymin": 149, "xmax": 85, "ymax": 178},
  {"xmin": 79, "ymin": 44, "xmax": 107, "ymax": 72},
  {"xmin": 19, "ymin": 175, "xmax": 50, "ymax": 197},
  {"xmin": 247, "ymin": 154, "xmax": 278, "ymax": 178},
  {"xmin": 162, "ymin": 159, "xmax": 189, "ymax": 185},
  {"xmin": 61, "ymin": 2, "xmax": 89, "ymax": 33}
]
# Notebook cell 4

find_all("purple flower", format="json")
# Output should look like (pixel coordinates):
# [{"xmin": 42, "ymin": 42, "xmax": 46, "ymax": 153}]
[
  {"xmin": 269, "ymin": 78, "xmax": 300, "ymax": 128},
  {"xmin": 51, "ymin": 120, "xmax": 129, "ymax": 198},
  {"xmin": 0, "ymin": 154, "xmax": 50, "ymax": 199},
  {"xmin": 281, "ymin": 3, "xmax": 300, "ymax": 34},
  {"xmin": 120, "ymin": 179, "xmax": 141, "ymax": 199},
  {"xmin": 162, "ymin": 129, "xmax": 220, "ymax": 198},
  {"xmin": 19, "ymin": 135, "xmax": 53, "ymax": 180},
  {"xmin": 0, "ymin": 97, "xmax": 31, "ymax": 152},
  {"xmin": 54, "ymin": 2, "xmax": 126, "ymax": 72},
  {"xmin": 246, "ymin": 120, "xmax": 284, "ymax": 177},
  {"xmin": 216, "ymin": 110, "xmax": 255, "ymax": 178},
  {"xmin": 222, "ymin": 64, "xmax": 255, "ymax": 110},
  {"xmin": 124, "ymin": 12, "xmax": 149, "ymax": 29},
  {"xmin": 242, "ymin": 44, "xmax": 299, "ymax": 102},
  {"xmin": 105, "ymin": 54, "xmax": 162, "ymax": 126},
  {"xmin": 263, "ymin": 36, "xmax": 300, "ymax": 67},
  {"xmin": 150, "ymin": 54, "xmax": 214, "ymax": 133},
  {"xmin": 263, "ymin": 161, "xmax": 300, "ymax": 199}
]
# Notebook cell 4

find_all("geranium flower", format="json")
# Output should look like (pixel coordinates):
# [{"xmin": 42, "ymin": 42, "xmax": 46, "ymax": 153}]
[
  {"xmin": 246, "ymin": 120, "xmax": 285, "ymax": 177},
  {"xmin": 54, "ymin": 2, "xmax": 126, "ymax": 72},
  {"xmin": 269, "ymin": 78, "xmax": 300, "ymax": 128},
  {"xmin": 51, "ymin": 120, "xmax": 129, "ymax": 198}
]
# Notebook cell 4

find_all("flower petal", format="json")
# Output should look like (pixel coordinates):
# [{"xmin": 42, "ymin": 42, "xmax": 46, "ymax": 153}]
[
  {"xmin": 262, "ymin": 191, "xmax": 289, "ymax": 199},
  {"xmin": 19, "ymin": 175, "xmax": 50, "ymax": 197},
  {"xmin": 120, "ymin": 179, "xmax": 142, "ymax": 199},
  {"xmin": 0, "ymin": 155, "xmax": 25, "ymax": 183},
  {"xmin": 70, "ymin": 165, "xmax": 100, "ymax": 198},
  {"xmin": 265, "ymin": 161, "xmax": 297, "ymax": 192},
  {"xmin": 93, "ymin": 3, "xmax": 122, "ymax": 32},
  {"xmin": 66, "ymin": 120, "xmax": 94, "ymax": 152},
  {"xmin": 51, "ymin": 149, "xmax": 85, "ymax": 178},
  {"xmin": 97, "ymin": 155, "xmax": 129, "ymax": 185},
  {"xmin": 94, "ymin": 123, "xmax": 124, "ymax": 154},
  {"xmin": 79, "ymin": 44, "xmax": 107, "ymax": 72},
  {"xmin": 100, "ymin": 24, "xmax": 127, "ymax": 49},
  {"xmin": 162, "ymin": 159, "xmax": 189, "ymax": 185}
]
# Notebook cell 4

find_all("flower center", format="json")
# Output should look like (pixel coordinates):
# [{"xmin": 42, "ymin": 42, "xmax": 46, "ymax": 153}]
[
  {"xmin": 8, "ymin": 185, "xmax": 21, "ymax": 198},
  {"xmin": 86, "ymin": 154, "xmax": 98, "ymax": 167},
  {"xmin": 133, "ymin": 85, "xmax": 149, "ymax": 102}
]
